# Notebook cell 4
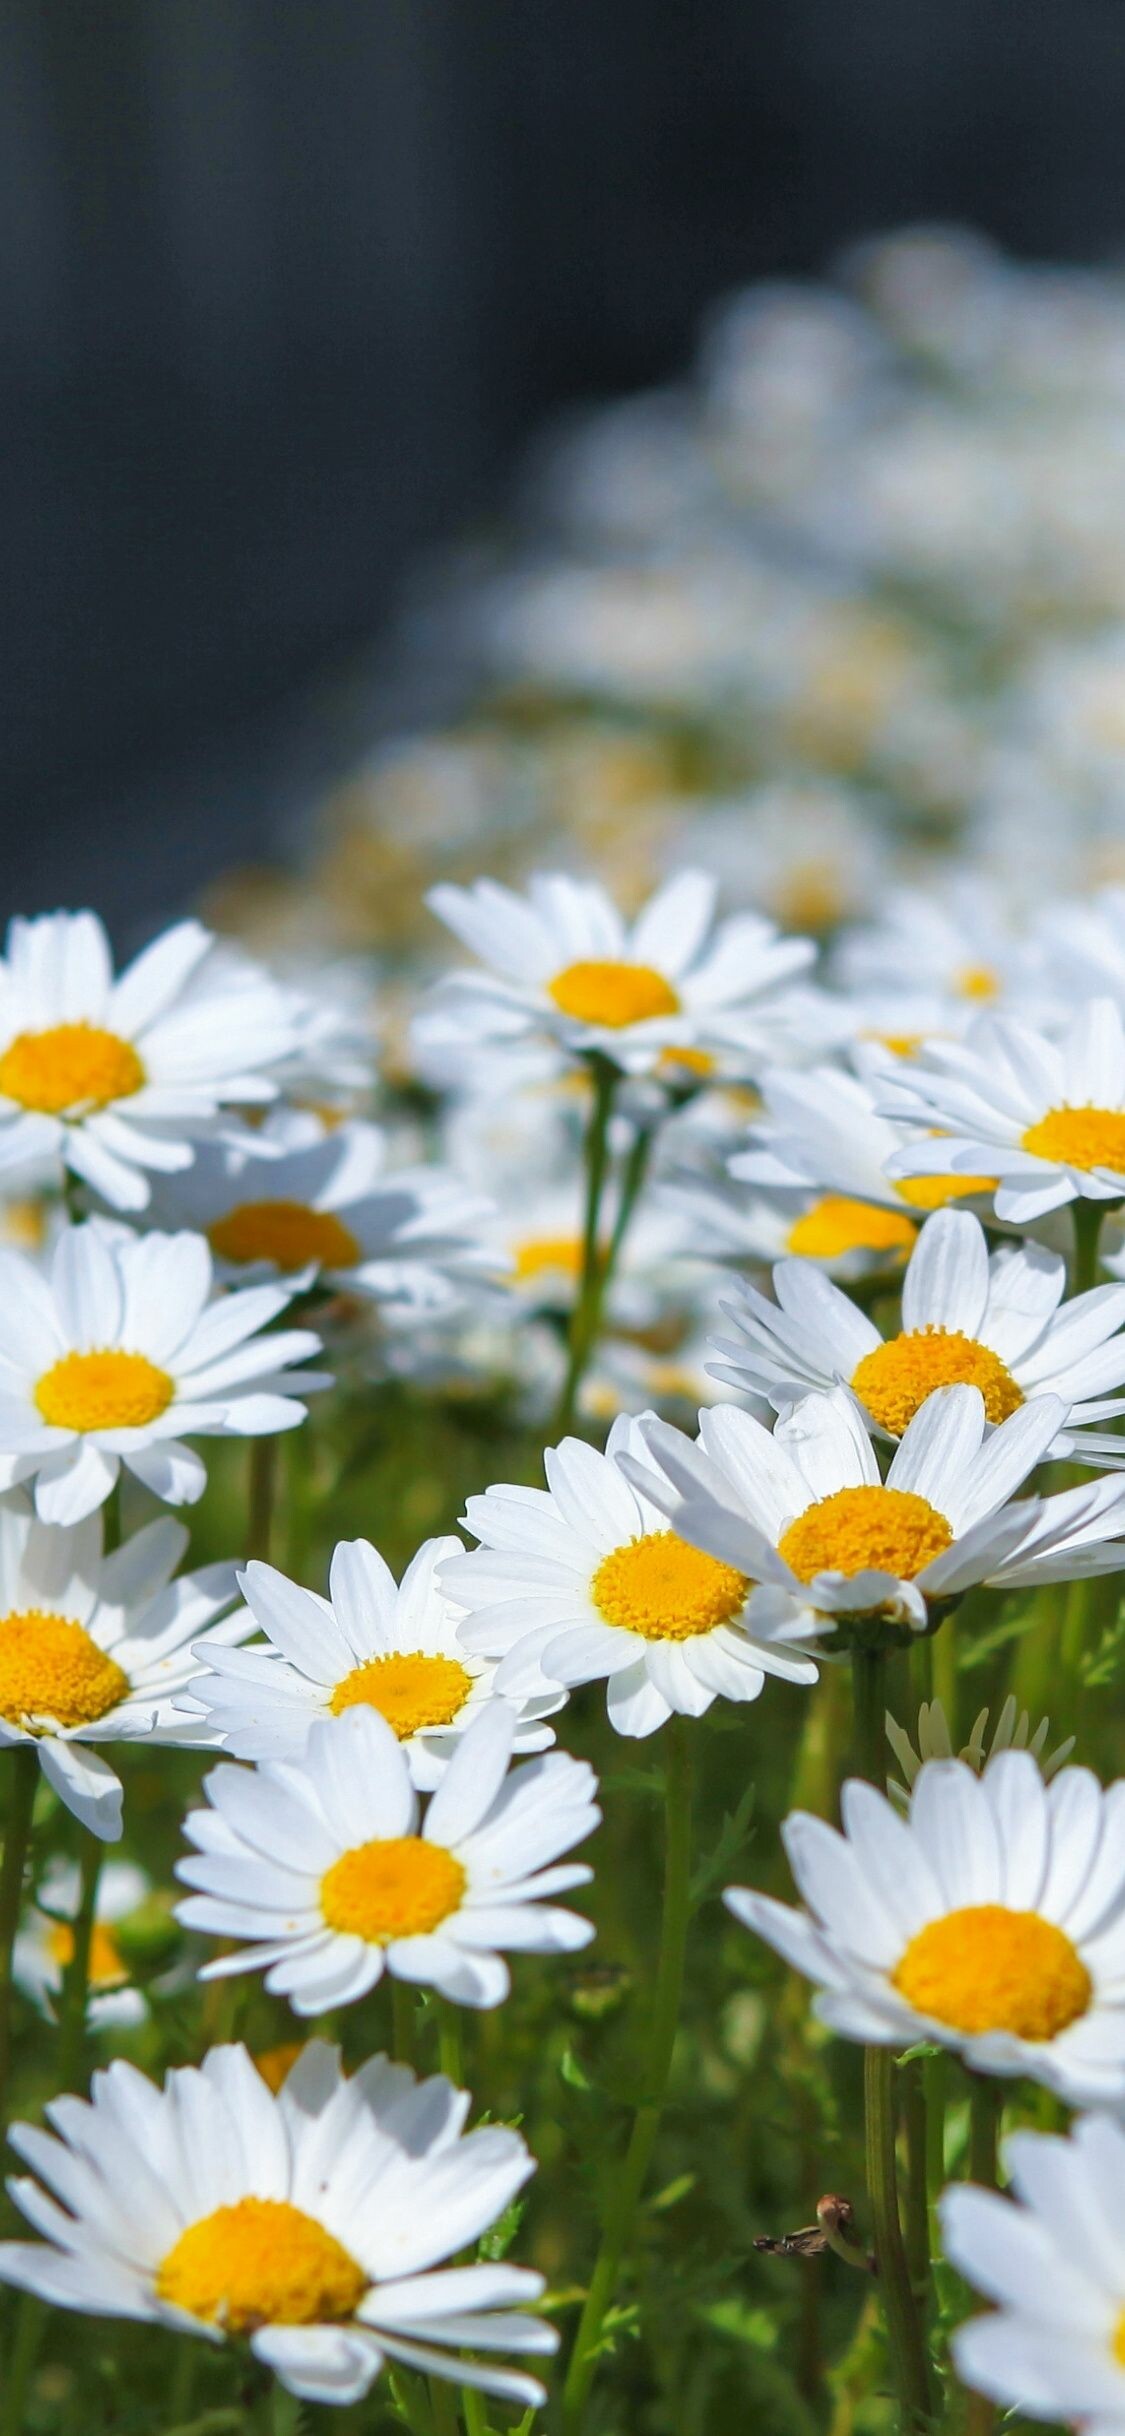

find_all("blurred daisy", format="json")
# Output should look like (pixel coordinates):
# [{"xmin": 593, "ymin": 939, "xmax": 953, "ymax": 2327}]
[
  {"xmin": 727, "ymin": 1750, "xmax": 1125, "ymax": 2104},
  {"xmin": 15, "ymin": 1858, "xmax": 150, "ymax": 2028},
  {"xmin": 441, "ymin": 1413, "xmax": 817, "ymax": 1740},
  {"xmin": 0, "ymin": 1218, "xmax": 325, "ymax": 1524},
  {"xmin": 630, "ymin": 1384, "xmax": 1125, "ymax": 1645},
  {"xmin": 0, "ymin": 911, "xmax": 297, "ymax": 1211},
  {"xmin": 0, "ymin": 2039, "xmax": 554, "ymax": 2409},
  {"xmin": 152, "ymin": 1112, "xmax": 500, "ymax": 1318},
  {"xmin": 181, "ymin": 1535, "xmax": 563, "ymax": 1785},
  {"xmin": 880, "ymin": 998, "xmax": 1125, "ymax": 1224},
  {"xmin": 834, "ymin": 880, "xmax": 1024, "ymax": 1020},
  {"xmin": 424, "ymin": 870, "xmax": 827, "ymax": 1078},
  {"xmin": 942, "ymin": 2112, "xmax": 1125, "ymax": 2431},
  {"xmin": 886, "ymin": 1693, "xmax": 1074, "ymax": 1812},
  {"xmin": 709, "ymin": 1207, "xmax": 1125, "ymax": 1463},
  {"xmin": 0, "ymin": 1491, "xmax": 242, "ymax": 1837},
  {"xmin": 176, "ymin": 1703, "xmax": 597, "ymax": 2012}
]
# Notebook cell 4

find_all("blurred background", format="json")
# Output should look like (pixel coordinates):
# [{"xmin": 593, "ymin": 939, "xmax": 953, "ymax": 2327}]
[{"xmin": 7, "ymin": 0, "xmax": 1125, "ymax": 927}]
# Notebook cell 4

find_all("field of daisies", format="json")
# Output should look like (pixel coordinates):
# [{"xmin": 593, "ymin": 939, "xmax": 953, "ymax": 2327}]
[{"xmin": 7, "ymin": 230, "xmax": 1125, "ymax": 2436}]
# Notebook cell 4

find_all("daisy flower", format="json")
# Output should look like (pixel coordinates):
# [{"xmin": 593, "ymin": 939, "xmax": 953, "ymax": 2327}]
[
  {"xmin": 0, "ymin": 1489, "xmax": 243, "ymax": 1837},
  {"xmin": 0, "ymin": 2039, "xmax": 555, "ymax": 2409},
  {"xmin": 424, "ymin": 869, "xmax": 829, "ymax": 1078},
  {"xmin": 14, "ymin": 1858, "xmax": 151, "ymax": 2028},
  {"xmin": 709, "ymin": 1207, "xmax": 1125, "ymax": 1465},
  {"xmin": 180, "ymin": 1535, "xmax": 564, "ymax": 1785},
  {"xmin": 628, "ymin": 1383, "xmax": 1125, "ymax": 1647},
  {"xmin": 833, "ymin": 879, "xmax": 1025, "ymax": 1021},
  {"xmin": 175, "ymin": 1703, "xmax": 598, "ymax": 2012},
  {"xmin": 440, "ymin": 1413, "xmax": 818, "ymax": 1741},
  {"xmin": 0, "ymin": 911, "xmax": 298, "ymax": 1211},
  {"xmin": 0, "ymin": 1218, "xmax": 325, "ymax": 1524},
  {"xmin": 942, "ymin": 2112, "xmax": 1125, "ymax": 2432},
  {"xmin": 730, "ymin": 1055, "xmax": 999, "ymax": 1274},
  {"xmin": 726, "ymin": 1749, "xmax": 1125, "ymax": 2105},
  {"xmin": 150, "ymin": 1112, "xmax": 500, "ymax": 1318},
  {"xmin": 879, "ymin": 997, "xmax": 1125, "ymax": 1224}
]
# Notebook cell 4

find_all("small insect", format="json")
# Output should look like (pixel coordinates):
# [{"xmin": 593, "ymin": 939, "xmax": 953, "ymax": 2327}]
[{"xmin": 754, "ymin": 2194, "xmax": 873, "ymax": 2272}]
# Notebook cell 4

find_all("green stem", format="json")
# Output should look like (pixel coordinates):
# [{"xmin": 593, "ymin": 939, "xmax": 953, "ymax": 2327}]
[
  {"xmin": 56, "ymin": 1832, "xmax": 103, "ymax": 2093},
  {"xmin": 438, "ymin": 2003, "xmax": 463, "ymax": 2087},
  {"xmin": 901, "ymin": 2060, "xmax": 930, "ymax": 2309},
  {"xmin": 851, "ymin": 1649, "xmax": 888, "ymax": 1788},
  {"xmin": 923, "ymin": 2051, "xmax": 946, "ymax": 2269},
  {"xmin": 428, "ymin": 2378, "xmax": 460, "ymax": 2436},
  {"xmin": 460, "ymin": 2387, "xmax": 491, "ymax": 2436},
  {"xmin": 561, "ymin": 1717, "xmax": 694, "ymax": 2435},
  {"xmin": 0, "ymin": 1748, "xmax": 37, "ymax": 2133},
  {"xmin": 247, "ymin": 1436, "xmax": 278, "ymax": 1565},
  {"xmin": 0, "ymin": 2295, "xmax": 44, "ymax": 2436},
  {"xmin": 391, "ymin": 1978, "xmax": 418, "ymax": 2071},
  {"xmin": 965, "ymin": 2078, "xmax": 1000, "ymax": 2436},
  {"xmin": 1070, "ymin": 1198, "xmax": 1106, "ymax": 1296},
  {"xmin": 553, "ymin": 1057, "xmax": 618, "ymax": 1438}
]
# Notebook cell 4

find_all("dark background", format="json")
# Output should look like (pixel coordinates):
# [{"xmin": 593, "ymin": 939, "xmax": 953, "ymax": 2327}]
[{"xmin": 6, "ymin": 0, "xmax": 1125, "ymax": 930}]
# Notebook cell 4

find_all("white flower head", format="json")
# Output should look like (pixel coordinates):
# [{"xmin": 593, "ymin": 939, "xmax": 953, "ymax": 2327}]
[
  {"xmin": 440, "ymin": 1414, "xmax": 818, "ymax": 1741},
  {"xmin": 942, "ymin": 2112, "xmax": 1125, "ymax": 2432},
  {"xmin": 0, "ymin": 1218, "xmax": 326, "ymax": 1524},
  {"xmin": 181, "ymin": 1536, "xmax": 564, "ymax": 1785},
  {"xmin": 879, "ymin": 997, "xmax": 1125, "ymax": 1223},
  {"xmin": 0, "ymin": 912, "xmax": 299, "ymax": 1211},
  {"xmin": 176, "ymin": 1703, "xmax": 598, "ymax": 2012},
  {"xmin": 833, "ymin": 879, "xmax": 1025, "ymax": 1022},
  {"xmin": 0, "ymin": 1490, "xmax": 244, "ymax": 1837},
  {"xmin": 728, "ymin": 1750, "xmax": 1125, "ymax": 2105},
  {"xmin": 710, "ymin": 1207, "xmax": 1125, "ymax": 1467},
  {"xmin": 628, "ymin": 1383, "xmax": 1125, "ymax": 1646},
  {"xmin": 0, "ymin": 2039, "xmax": 555, "ymax": 2409},
  {"xmin": 424, "ymin": 869, "xmax": 828, "ymax": 1079},
  {"xmin": 14, "ymin": 1857, "xmax": 151, "ymax": 2027}
]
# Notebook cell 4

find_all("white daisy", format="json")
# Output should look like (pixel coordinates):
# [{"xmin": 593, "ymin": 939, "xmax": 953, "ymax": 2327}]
[
  {"xmin": 175, "ymin": 1703, "xmax": 598, "ymax": 2012},
  {"xmin": 0, "ymin": 1489, "xmax": 243, "ymax": 1837},
  {"xmin": 709, "ymin": 1207, "xmax": 1125, "ymax": 1465},
  {"xmin": 627, "ymin": 1383, "xmax": 1125, "ymax": 1647},
  {"xmin": 440, "ymin": 1413, "xmax": 818, "ymax": 1741},
  {"xmin": 14, "ymin": 1858, "xmax": 151, "ymax": 2028},
  {"xmin": 0, "ymin": 911, "xmax": 299, "ymax": 1211},
  {"xmin": 424, "ymin": 869, "xmax": 828, "ymax": 1078},
  {"xmin": 941, "ymin": 2112, "xmax": 1125, "ymax": 2433},
  {"xmin": 879, "ymin": 997, "xmax": 1125, "ymax": 1223},
  {"xmin": 149, "ymin": 1111, "xmax": 500, "ymax": 1318},
  {"xmin": 0, "ymin": 1218, "xmax": 325, "ymax": 1524},
  {"xmin": 726, "ymin": 1749, "xmax": 1125, "ymax": 2105},
  {"xmin": 0, "ymin": 2039, "xmax": 554, "ymax": 2409},
  {"xmin": 833, "ymin": 879, "xmax": 1025, "ymax": 1020},
  {"xmin": 179, "ymin": 1536, "xmax": 564, "ymax": 1786}
]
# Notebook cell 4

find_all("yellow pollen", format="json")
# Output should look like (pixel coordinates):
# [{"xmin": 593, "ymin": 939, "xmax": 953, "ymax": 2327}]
[
  {"xmin": 156, "ymin": 2198, "xmax": 367, "ymax": 2334},
  {"xmin": 253, "ymin": 2042, "xmax": 305, "ymax": 2094},
  {"xmin": 895, "ymin": 1174, "xmax": 998, "ymax": 1210},
  {"xmin": 208, "ymin": 1199, "xmax": 361, "ymax": 1274},
  {"xmin": 512, "ymin": 1234, "xmax": 584, "ymax": 1285},
  {"xmin": 47, "ymin": 1919, "xmax": 126, "ymax": 1988},
  {"xmin": 35, "ymin": 1349, "xmax": 174, "ymax": 1433},
  {"xmin": 785, "ymin": 1194, "xmax": 917, "ymax": 1262},
  {"xmin": 851, "ymin": 1328, "xmax": 1023, "ymax": 1435},
  {"xmin": 657, "ymin": 1045, "xmax": 716, "ymax": 1078},
  {"xmin": 0, "ymin": 1610, "xmax": 129, "ymax": 1729},
  {"xmin": 328, "ymin": 1651, "xmax": 473, "ymax": 1737},
  {"xmin": 0, "ymin": 1023, "xmax": 145, "ymax": 1116},
  {"xmin": 1021, "ymin": 1105, "xmax": 1125, "ymax": 1176},
  {"xmin": 893, "ymin": 1905, "xmax": 1091, "ymax": 2040},
  {"xmin": 320, "ymin": 1836, "xmax": 466, "ymax": 1941},
  {"xmin": 591, "ymin": 1529, "xmax": 749, "ymax": 1641},
  {"xmin": 955, "ymin": 963, "xmax": 1000, "ymax": 1003},
  {"xmin": 548, "ymin": 959, "xmax": 680, "ymax": 1028},
  {"xmin": 778, "ymin": 1485, "xmax": 952, "ymax": 1585}
]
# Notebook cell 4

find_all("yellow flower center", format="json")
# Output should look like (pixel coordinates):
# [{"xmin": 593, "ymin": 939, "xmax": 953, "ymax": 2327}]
[
  {"xmin": 253, "ymin": 2041, "xmax": 305, "ymax": 2094},
  {"xmin": 865, "ymin": 1031, "xmax": 925, "ymax": 1059},
  {"xmin": 785, "ymin": 1194, "xmax": 918, "ymax": 1261},
  {"xmin": 48, "ymin": 1919, "xmax": 126, "ymax": 1988},
  {"xmin": 778, "ymin": 1485, "xmax": 953, "ymax": 1584},
  {"xmin": 592, "ymin": 1529, "xmax": 750, "ymax": 1641},
  {"xmin": 955, "ymin": 963, "xmax": 1000, "ymax": 1003},
  {"xmin": 892, "ymin": 1905, "xmax": 1091, "ymax": 2040},
  {"xmin": 319, "ymin": 1836, "xmax": 466, "ymax": 1941},
  {"xmin": 657, "ymin": 1045, "xmax": 716, "ymax": 1078},
  {"xmin": 328, "ymin": 1652, "xmax": 473, "ymax": 1737},
  {"xmin": 774, "ymin": 864, "xmax": 846, "ymax": 935},
  {"xmin": 1021, "ymin": 1105, "xmax": 1125, "ymax": 1176},
  {"xmin": 156, "ymin": 2198, "xmax": 367, "ymax": 2334},
  {"xmin": 512, "ymin": 1234, "xmax": 584, "ymax": 1285},
  {"xmin": 895, "ymin": 1174, "xmax": 998, "ymax": 1210},
  {"xmin": 547, "ymin": 960, "xmax": 680, "ymax": 1028},
  {"xmin": 35, "ymin": 1349, "xmax": 174, "ymax": 1433},
  {"xmin": 208, "ymin": 1199, "xmax": 361, "ymax": 1274},
  {"xmin": 851, "ymin": 1328, "xmax": 1023, "ymax": 1435},
  {"xmin": 0, "ymin": 1610, "xmax": 130, "ymax": 1729},
  {"xmin": 0, "ymin": 1023, "xmax": 145, "ymax": 1115}
]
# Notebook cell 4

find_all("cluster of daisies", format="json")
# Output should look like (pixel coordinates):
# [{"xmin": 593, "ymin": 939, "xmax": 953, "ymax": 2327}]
[{"xmin": 4, "ymin": 864, "xmax": 1125, "ymax": 2434}]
